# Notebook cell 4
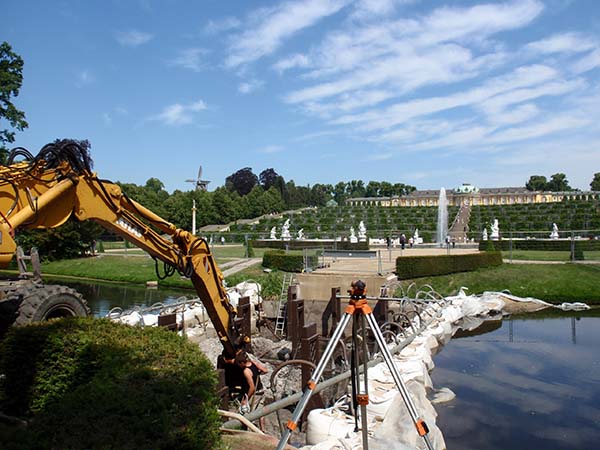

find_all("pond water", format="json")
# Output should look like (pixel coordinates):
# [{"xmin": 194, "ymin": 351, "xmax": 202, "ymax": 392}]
[
  {"xmin": 50, "ymin": 279, "xmax": 195, "ymax": 317},
  {"xmin": 432, "ymin": 312, "xmax": 600, "ymax": 450}
]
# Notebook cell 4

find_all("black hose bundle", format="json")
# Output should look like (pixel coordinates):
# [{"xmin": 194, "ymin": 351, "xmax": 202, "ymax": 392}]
[{"xmin": 35, "ymin": 139, "xmax": 94, "ymax": 173}]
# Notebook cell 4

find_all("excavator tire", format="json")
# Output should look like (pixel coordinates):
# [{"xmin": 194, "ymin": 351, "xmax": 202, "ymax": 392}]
[{"xmin": 14, "ymin": 284, "xmax": 90, "ymax": 326}]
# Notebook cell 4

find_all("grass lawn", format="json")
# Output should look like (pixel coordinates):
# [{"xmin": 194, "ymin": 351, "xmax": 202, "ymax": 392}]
[
  {"xmin": 397, "ymin": 263, "xmax": 600, "ymax": 304},
  {"xmin": 32, "ymin": 254, "xmax": 283, "ymax": 295},
  {"xmin": 38, "ymin": 255, "xmax": 193, "ymax": 289},
  {"xmin": 502, "ymin": 250, "xmax": 600, "ymax": 262}
]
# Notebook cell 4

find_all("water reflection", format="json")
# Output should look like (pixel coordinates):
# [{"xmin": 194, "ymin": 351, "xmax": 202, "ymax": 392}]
[
  {"xmin": 432, "ymin": 315, "xmax": 600, "ymax": 450},
  {"xmin": 50, "ymin": 279, "xmax": 195, "ymax": 317}
]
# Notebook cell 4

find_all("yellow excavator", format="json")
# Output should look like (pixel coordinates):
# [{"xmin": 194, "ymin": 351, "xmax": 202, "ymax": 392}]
[{"xmin": 0, "ymin": 139, "xmax": 241, "ymax": 355}]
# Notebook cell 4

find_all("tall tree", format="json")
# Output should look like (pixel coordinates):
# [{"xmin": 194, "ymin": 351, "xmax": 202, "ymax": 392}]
[
  {"xmin": 0, "ymin": 42, "xmax": 28, "ymax": 162},
  {"xmin": 225, "ymin": 167, "xmax": 258, "ymax": 196},
  {"xmin": 547, "ymin": 173, "xmax": 571, "ymax": 191},
  {"xmin": 346, "ymin": 180, "xmax": 365, "ymax": 198},
  {"xmin": 259, "ymin": 168, "xmax": 280, "ymax": 190},
  {"xmin": 525, "ymin": 175, "xmax": 548, "ymax": 191},
  {"xmin": 365, "ymin": 181, "xmax": 381, "ymax": 197},
  {"xmin": 591, "ymin": 173, "xmax": 600, "ymax": 191},
  {"xmin": 310, "ymin": 183, "xmax": 332, "ymax": 206},
  {"xmin": 333, "ymin": 181, "xmax": 347, "ymax": 204}
]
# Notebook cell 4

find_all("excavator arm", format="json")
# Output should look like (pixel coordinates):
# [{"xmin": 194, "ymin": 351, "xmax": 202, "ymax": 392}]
[{"xmin": 0, "ymin": 140, "xmax": 239, "ymax": 354}]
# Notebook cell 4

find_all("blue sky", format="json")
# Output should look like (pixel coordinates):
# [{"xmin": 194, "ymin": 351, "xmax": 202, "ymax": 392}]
[{"xmin": 3, "ymin": 0, "xmax": 600, "ymax": 192}]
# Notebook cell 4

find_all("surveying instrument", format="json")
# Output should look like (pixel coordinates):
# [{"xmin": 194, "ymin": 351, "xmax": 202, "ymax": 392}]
[{"xmin": 276, "ymin": 280, "xmax": 435, "ymax": 450}]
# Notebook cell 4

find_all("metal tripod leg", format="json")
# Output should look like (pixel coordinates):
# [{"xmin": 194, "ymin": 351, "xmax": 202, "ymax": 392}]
[
  {"xmin": 276, "ymin": 311, "xmax": 353, "ymax": 450},
  {"xmin": 364, "ymin": 312, "xmax": 435, "ymax": 450}
]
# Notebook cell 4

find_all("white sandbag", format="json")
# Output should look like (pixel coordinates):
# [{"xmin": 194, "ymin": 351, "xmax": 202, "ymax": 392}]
[
  {"xmin": 306, "ymin": 408, "xmax": 355, "ymax": 445},
  {"xmin": 399, "ymin": 343, "xmax": 434, "ymax": 372},
  {"xmin": 119, "ymin": 311, "xmax": 143, "ymax": 326},
  {"xmin": 441, "ymin": 304, "xmax": 463, "ymax": 324},
  {"xmin": 142, "ymin": 313, "xmax": 158, "ymax": 327},
  {"xmin": 430, "ymin": 387, "xmax": 456, "ymax": 405},
  {"xmin": 371, "ymin": 380, "xmax": 446, "ymax": 450},
  {"xmin": 235, "ymin": 281, "xmax": 262, "ymax": 306},
  {"xmin": 374, "ymin": 358, "xmax": 433, "ymax": 389},
  {"xmin": 183, "ymin": 304, "xmax": 206, "ymax": 324},
  {"xmin": 412, "ymin": 334, "xmax": 439, "ymax": 353},
  {"xmin": 367, "ymin": 379, "xmax": 398, "ymax": 419},
  {"xmin": 227, "ymin": 290, "xmax": 241, "ymax": 308},
  {"xmin": 460, "ymin": 296, "xmax": 490, "ymax": 317},
  {"xmin": 459, "ymin": 316, "xmax": 484, "ymax": 332}
]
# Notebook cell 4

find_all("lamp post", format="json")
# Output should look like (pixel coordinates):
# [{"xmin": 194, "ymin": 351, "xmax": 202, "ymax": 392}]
[{"xmin": 192, "ymin": 199, "xmax": 197, "ymax": 235}]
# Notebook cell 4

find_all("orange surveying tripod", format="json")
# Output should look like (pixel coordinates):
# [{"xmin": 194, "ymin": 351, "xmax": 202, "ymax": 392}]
[{"xmin": 276, "ymin": 280, "xmax": 434, "ymax": 450}]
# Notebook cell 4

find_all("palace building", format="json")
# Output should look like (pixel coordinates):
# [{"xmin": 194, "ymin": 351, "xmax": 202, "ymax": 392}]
[{"xmin": 346, "ymin": 184, "xmax": 599, "ymax": 208}]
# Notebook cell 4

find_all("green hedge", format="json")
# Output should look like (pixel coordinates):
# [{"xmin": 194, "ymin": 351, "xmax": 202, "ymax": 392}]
[
  {"xmin": 396, "ymin": 252, "xmax": 503, "ymax": 279},
  {"xmin": 262, "ymin": 250, "xmax": 318, "ymax": 272},
  {"xmin": 0, "ymin": 318, "xmax": 220, "ymax": 450},
  {"xmin": 478, "ymin": 239, "xmax": 600, "ymax": 251},
  {"xmin": 252, "ymin": 239, "xmax": 369, "ymax": 250}
]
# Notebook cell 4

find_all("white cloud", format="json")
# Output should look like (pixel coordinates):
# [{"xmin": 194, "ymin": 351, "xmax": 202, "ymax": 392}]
[
  {"xmin": 226, "ymin": 0, "xmax": 350, "ymax": 68},
  {"xmin": 204, "ymin": 17, "xmax": 241, "ymax": 35},
  {"xmin": 419, "ymin": 0, "xmax": 543, "ymax": 46},
  {"xmin": 367, "ymin": 152, "xmax": 393, "ymax": 160},
  {"xmin": 525, "ymin": 32, "xmax": 597, "ymax": 55},
  {"xmin": 572, "ymin": 49, "xmax": 600, "ymax": 74},
  {"xmin": 115, "ymin": 30, "xmax": 154, "ymax": 47},
  {"xmin": 273, "ymin": 53, "xmax": 311, "ymax": 73},
  {"xmin": 170, "ymin": 48, "xmax": 208, "ymax": 72},
  {"xmin": 330, "ymin": 65, "xmax": 558, "ymax": 130},
  {"xmin": 351, "ymin": 0, "xmax": 398, "ymax": 21},
  {"xmin": 150, "ymin": 99, "xmax": 207, "ymax": 126},
  {"xmin": 238, "ymin": 79, "xmax": 264, "ymax": 94},
  {"xmin": 281, "ymin": 1, "xmax": 543, "ymax": 110},
  {"xmin": 258, "ymin": 145, "xmax": 284, "ymax": 153},
  {"xmin": 489, "ymin": 115, "xmax": 592, "ymax": 144}
]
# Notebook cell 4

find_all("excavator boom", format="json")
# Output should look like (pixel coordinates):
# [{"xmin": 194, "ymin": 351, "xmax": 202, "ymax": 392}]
[{"xmin": 0, "ymin": 140, "xmax": 238, "ymax": 354}]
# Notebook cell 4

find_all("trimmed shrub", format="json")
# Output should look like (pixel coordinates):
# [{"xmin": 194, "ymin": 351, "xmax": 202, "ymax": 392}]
[
  {"xmin": 262, "ymin": 250, "xmax": 318, "ymax": 272},
  {"xmin": 571, "ymin": 244, "xmax": 585, "ymax": 261},
  {"xmin": 0, "ymin": 318, "xmax": 221, "ymax": 450},
  {"xmin": 252, "ymin": 239, "xmax": 368, "ymax": 251},
  {"xmin": 396, "ymin": 252, "xmax": 503, "ymax": 279},
  {"xmin": 479, "ymin": 239, "xmax": 600, "ymax": 251}
]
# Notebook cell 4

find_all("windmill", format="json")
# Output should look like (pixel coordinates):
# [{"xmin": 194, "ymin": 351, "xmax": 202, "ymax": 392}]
[{"xmin": 186, "ymin": 166, "xmax": 210, "ymax": 191}]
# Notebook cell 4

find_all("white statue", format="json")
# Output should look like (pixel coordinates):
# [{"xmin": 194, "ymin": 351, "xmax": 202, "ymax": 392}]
[
  {"xmin": 482, "ymin": 228, "xmax": 488, "ymax": 241},
  {"xmin": 349, "ymin": 226, "xmax": 358, "ymax": 243},
  {"xmin": 490, "ymin": 219, "xmax": 500, "ymax": 240},
  {"xmin": 281, "ymin": 219, "xmax": 291, "ymax": 241},
  {"xmin": 297, "ymin": 228, "xmax": 304, "ymax": 240},
  {"xmin": 270, "ymin": 226, "xmax": 277, "ymax": 240},
  {"xmin": 413, "ymin": 228, "xmax": 423, "ymax": 244},
  {"xmin": 550, "ymin": 223, "xmax": 559, "ymax": 239},
  {"xmin": 358, "ymin": 221, "xmax": 367, "ymax": 241}
]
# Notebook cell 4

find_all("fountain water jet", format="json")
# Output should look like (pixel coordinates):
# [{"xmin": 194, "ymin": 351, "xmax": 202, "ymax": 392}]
[{"xmin": 437, "ymin": 188, "xmax": 448, "ymax": 245}]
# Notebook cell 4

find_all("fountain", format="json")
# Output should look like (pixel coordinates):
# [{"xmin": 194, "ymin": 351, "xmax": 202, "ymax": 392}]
[{"xmin": 437, "ymin": 187, "xmax": 448, "ymax": 245}]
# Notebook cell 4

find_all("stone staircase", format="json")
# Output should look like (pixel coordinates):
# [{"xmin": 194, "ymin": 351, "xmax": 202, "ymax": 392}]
[{"xmin": 448, "ymin": 202, "xmax": 471, "ymax": 243}]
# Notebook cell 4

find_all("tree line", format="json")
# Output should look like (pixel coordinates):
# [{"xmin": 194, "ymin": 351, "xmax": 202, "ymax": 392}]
[{"xmin": 526, "ymin": 172, "xmax": 600, "ymax": 192}]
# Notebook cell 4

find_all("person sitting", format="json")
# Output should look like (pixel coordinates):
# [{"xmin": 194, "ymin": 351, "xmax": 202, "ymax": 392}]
[{"xmin": 235, "ymin": 350, "xmax": 268, "ymax": 413}]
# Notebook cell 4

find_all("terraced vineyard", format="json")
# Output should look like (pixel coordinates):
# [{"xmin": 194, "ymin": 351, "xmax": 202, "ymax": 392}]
[
  {"xmin": 469, "ymin": 198, "xmax": 600, "ymax": 237},
  {"xmin": 220, "ymin": 197, "xmax": 599, "ymax": 243},
  {"xmin": 229, "ymin": 205, "xmax": 459, "ymax": 241}
]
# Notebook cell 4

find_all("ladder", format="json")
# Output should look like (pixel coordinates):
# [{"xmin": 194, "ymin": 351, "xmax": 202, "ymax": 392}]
[{"xmin": 274, "ymin": 273, "xmax": 294, "ymax": 336}]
